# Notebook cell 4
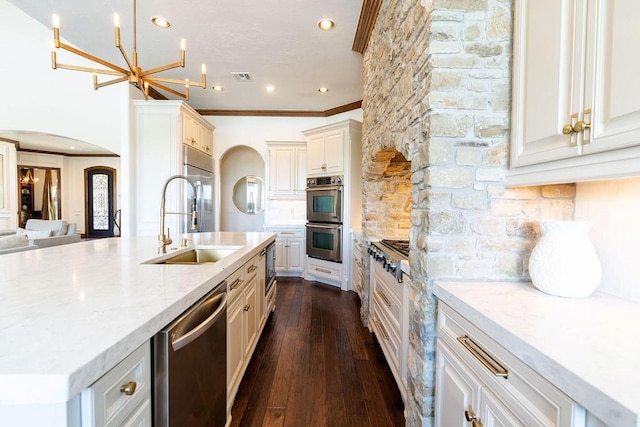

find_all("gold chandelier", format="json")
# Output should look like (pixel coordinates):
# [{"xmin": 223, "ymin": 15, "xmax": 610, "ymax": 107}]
[{"xmin": 50, "ymin": 0, "xmax": 206, "ymax": 100}]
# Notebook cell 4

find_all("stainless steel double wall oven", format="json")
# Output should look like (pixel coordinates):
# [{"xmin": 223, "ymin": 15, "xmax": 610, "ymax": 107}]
[{"xmin": 305, "ymin": 175, "xmax": 343, "ymax": 262}]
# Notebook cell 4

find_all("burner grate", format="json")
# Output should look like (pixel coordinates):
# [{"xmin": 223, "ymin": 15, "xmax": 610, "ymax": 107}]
[{"xmin": 380, "ymin": 239, "xmax": 410, "ymax": 258}]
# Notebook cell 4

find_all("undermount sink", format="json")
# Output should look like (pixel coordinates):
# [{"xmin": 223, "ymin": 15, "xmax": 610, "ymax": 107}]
[{"xmin": 144, "ymin": 246, "xmax": 241, "ymax": 265}]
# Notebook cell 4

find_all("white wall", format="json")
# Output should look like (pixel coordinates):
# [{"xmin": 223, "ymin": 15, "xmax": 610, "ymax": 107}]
[
  {"xmin": 0, "ymin": 0, "xmax": 126, "ymax": 155},
  {"xmin": 575, "ymin": 177, "xmax": 640, "ymax": 302}
]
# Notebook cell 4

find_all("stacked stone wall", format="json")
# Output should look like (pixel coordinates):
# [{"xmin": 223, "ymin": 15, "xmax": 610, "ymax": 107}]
[{"xmin": 362, "ymin": 0, "xmax": 575, "ymax": 425}]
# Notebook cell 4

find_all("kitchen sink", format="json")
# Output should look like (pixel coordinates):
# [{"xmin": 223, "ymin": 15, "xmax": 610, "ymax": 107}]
[{"xmin": 144, "ymin": 246, "xmax": 241, "ymax": 265}]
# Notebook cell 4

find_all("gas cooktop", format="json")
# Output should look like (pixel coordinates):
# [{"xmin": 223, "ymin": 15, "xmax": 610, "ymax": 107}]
[{"xmin": 379, "ymin": 239, "xmax": 410, "ymax": 258}]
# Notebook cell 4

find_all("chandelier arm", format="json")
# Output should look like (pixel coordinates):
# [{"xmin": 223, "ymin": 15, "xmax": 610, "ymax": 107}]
[
  {"xmin": 117, "ymin": 45, "xmax": 136, "ymax": 75},
  {"xmin": 94, "ymin": 76, "xmax": 130, "ymax": 89},
  {"xmin": 145, "ymin": 79, "xmax": 187, "ymax": 99},
  {"xmin": 54, "ymin": 63, "xmax": 124, "ymax": 77},
  {"xmin": 139, "ymin": 61, "xmax": 184, "ymax": 77},
  {"xmin": 148, "ymin": 76, "xmax": 205, "ymax": 88},
  {"xmin": 57, "ymin": 41, "xmax": 130, "ymax": 75}
]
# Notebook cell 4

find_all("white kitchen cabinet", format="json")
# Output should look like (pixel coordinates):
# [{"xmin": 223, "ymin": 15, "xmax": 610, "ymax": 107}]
[
  {"xmin": 133, "ymin": 100, "xmax": 214, "ymax": 237},
  {"xmin": 369, "ymin": 260, "xmax": 409, "ymax": 402},
  {"xmin": 305, "ymin": 130, "xmax": 343, "ymax": 176},
  {"xmin": 266, "ymin": 226, "xmax": 305, "ymax": 276},
  {"xmin": 510, "ymin": 0, "xmax": 640, "ymax": 186},
  {"xmin": 226, "ymin": 253, "xmax": 264, "ymax": 416},
  {"xmin": 182, "ymin": 107, "xmax": 213, "ymax": 155},
  {"xmin": 267, "ymin": 142, "xmax": 307, "ymax": 198},
  {"xmin": 435, "ymin": 303, "xmax": 585, "ymax": 427},
  {"xmin": 81, "ymin": 342, "xmax": 151, "ymax": 427}
]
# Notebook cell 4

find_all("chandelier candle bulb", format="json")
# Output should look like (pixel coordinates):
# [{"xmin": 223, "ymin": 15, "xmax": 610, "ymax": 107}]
[{"xmin": 113, "ymin": 13, "xmax": 120, "ymax": 28}]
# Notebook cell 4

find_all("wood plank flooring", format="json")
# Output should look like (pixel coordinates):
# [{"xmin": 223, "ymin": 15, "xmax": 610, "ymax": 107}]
[{"xmin": 230, "ymin": 277, "xmax": 405, "ymax": 427}]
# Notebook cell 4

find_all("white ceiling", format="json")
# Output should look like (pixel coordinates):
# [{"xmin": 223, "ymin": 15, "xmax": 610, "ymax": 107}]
[{"xmin": 8, "ymin": 0, "xmax": 364, "ymax": 113}]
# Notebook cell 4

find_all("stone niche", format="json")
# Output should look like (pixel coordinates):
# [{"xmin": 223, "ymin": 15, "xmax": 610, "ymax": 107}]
[{"xmin": 363, "ymin": 147, "xmax": 411, "ymax": 239}]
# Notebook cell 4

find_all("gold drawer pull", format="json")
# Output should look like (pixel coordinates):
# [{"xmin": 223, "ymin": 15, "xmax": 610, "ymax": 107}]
[
  {"xmin": 315, "ymin": 267, "xmax": 332, "ymax": 274},
  {"xmin": 247, "ymin": 264, "xmax": 257, "ymax": 273},
  {"xmin": 378, "ymin": 290, "xmax": 391, "ymax": 307},
  {"xmin": 457, "ymin": 336, "xmax": 508, "ymax": 378},
  {"xmin": 243, "ymin": 304, "xmax": 250, "ymax": 312},
  {"xmin": 230, "ymin": 278, "xmax": 243, "ymax": 290},
  {"xmin": 375, "ymin": 318, "xmax": 389, "ymax": 340},
  {"xmin": 120, "ymin": 381, "xmax": 137, "ymax": 396}
]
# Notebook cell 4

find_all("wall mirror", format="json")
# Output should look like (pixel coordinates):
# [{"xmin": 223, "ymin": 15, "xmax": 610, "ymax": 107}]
[
  {"xmin": 18, "ymin": 166, "xmax": 62, "ymax": 227},
  {"xmin": 232, "ymin": 175, "xmax": 264, "ymax": 215}
]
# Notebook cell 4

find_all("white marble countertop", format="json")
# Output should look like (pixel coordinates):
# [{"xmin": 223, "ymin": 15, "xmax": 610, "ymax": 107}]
[
  {"xmin": 434, "ymin": 281, "xmax": 640, "ymax": 427},
  {"xmin": 0, "ymin": 232, "xmax": 275, "ymax": 406}
]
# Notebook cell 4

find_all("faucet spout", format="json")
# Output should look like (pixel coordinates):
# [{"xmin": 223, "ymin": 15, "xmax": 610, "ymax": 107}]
[{"xmin": 159, "ymin": 175, "xmax": 199, "ymax": 254}]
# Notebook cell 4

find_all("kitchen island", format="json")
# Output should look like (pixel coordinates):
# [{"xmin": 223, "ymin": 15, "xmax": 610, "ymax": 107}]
[
  {"xmin": 0, "ymin": 232, "xmax": 275, "ymax": 426},
  {"xmin": 434, "ymin": 281, "xmax": 640, "ymax": 427}
]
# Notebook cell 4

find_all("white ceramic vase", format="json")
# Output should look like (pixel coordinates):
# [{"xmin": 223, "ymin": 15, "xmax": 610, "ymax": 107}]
[{"xmin": 529, "ymin": 220, "xmax": 602, "ymax": 298}]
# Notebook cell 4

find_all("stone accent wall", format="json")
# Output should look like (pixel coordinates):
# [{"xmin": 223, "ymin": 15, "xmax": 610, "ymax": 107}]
[{"xmin": 362, "ymin": 1, "xmax": 575, "ymax": 425}]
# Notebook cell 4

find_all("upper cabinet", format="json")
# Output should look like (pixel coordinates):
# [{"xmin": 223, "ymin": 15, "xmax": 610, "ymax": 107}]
[
  {"xmin": 305, "ymin": 129, "xmax": 345, "ymax": 176},
  {"xmin": 182, "ymin": 107, "xmax": 214, "ymax": 156},
  {"xmin": 510, "ymin": 0, "xmax": 640, "ymax": 186},
  {"xmin": 267, "ymin": 142, "xmax": 307, "ymax": 198}
]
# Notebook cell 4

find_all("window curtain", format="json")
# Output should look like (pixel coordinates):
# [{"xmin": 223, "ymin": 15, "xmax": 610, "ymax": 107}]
[{"xmin": 41, "ymin": 169, "xmax": 55, "ymax": 220}]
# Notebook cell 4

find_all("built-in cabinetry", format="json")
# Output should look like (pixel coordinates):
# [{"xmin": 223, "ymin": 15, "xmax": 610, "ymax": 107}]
[
  {"xmin": 265, "ymin": 226, "xmax": 305, "ymax": 276},
  {"xmin": 306, "ymin": 130, "xmax": 344, "ymax": 176},
  {"xmin": 267, "ymin": 142, "xmax": 307, "ymax": 198},
  {"xmin": 435, "ymin": 303, "xmax": 585, "ymax": 426},
  {"xmin": 369, "ymin": 260, "xmax": 409, "ymax": 402},
  {"xmin": 133, "ymin": 100, "xmax": 214, "ymax": 237},
  {"xmin": 302, "ymin": 120, "xmax": 362, "ymax": 291},
  {"xmin": 81, "ymin": 342, "xmax": 152, "ymax": 427},
  {"xmin": 510, "ymin": 0, "xmax": 640, "ymax": 186},
  {"xmin": 227, "ymin": 254, "xmax": 263, "ymax": 415}
]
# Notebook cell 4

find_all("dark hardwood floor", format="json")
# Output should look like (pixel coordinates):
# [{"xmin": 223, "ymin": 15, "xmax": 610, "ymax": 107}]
[{"xmin": 230, "ymin": 277, "xmax": 405, "ymax": 427}]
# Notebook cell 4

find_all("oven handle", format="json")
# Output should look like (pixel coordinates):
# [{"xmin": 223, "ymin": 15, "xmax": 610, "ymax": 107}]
[
  {"xmin": 305, "ymin": 223, "xmax": 342, "ymax": 230},
  {"xmin": 306, "ymin": 185, "xmax": 343, "ymax": 191}
]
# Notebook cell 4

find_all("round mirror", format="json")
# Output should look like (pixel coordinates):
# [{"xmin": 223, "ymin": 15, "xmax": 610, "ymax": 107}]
[{"xmin": 232, "ymin": 176, "xmax": 265, "ymax": 215}]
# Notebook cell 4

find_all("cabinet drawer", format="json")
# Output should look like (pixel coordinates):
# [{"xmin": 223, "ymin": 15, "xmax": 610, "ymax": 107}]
[
  {"xmin": 371, "ymin": 308, "xmax": 401, "ymax": 376},
  {"xmin": 275, "ymin": 229, "xmax": 304, "ymax": 239},
  {"xmin": 226, "ymin": 266, "xmax": 245, "ymax": 303},
  {"xmin": 373, "ymin": 281, "xmax": 401, "ymax": 328},
  {"xmin": 244, "ymin": 254, "xmax": 259, "ymax": 280},
  {"xmin": 438, "ymin": 304, "xmax": 584, "ymax": 426},
  {"xmin": 81, "ymin": 342, "xmax": 151, "ymax": 427},
  {"xmin": 373, "ymin": 262, "xmax": 403, "ymax": 301},
  {"xmin": 307, "ymin": 257, "xmax": 341, "ymax": 281},
  {"xmin": 267, "ymin": 281, "xmax": 277, "ymax": 312}
]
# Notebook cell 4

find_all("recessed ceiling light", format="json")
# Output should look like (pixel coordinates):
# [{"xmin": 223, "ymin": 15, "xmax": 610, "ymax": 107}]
[
  {"xmin": 151, "ymin": 17, "xmax": 171, "ymax": 28},
  {"xmin": 318, "ymin": 19, "xmax": 335, "ymax": 31},
  {"xmin": 212, "ymin": 85, "xmax": 223, "ymax": 92},
  {"xmin": 265, "ymin": 85, "xmax": 276, "ymax": 93},
  {"xmin": 318, "ymin": 87, "xmax": 329, "ymax": 93}
]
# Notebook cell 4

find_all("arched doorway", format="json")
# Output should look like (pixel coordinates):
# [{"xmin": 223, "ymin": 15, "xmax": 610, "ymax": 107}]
[{"xmin": 85, "ymin": 167, "xmax": 117, "ymax": 238}]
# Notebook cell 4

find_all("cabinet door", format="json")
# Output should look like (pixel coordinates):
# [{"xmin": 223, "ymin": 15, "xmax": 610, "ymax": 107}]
[
  {"xmin": 479, "ymin": 387, "xmax": 525, "ymax": 427},
  {"xmin": 274, "ymin": 239, "xmax": 286, "ymax": 271},
  {"xmin": 511, "ymin": 0, "xmax": 585, "ymax": 167},
  {"xmin": 199, "ymin": 124, "xmax": 212, "ymax": 155},
  {"xmin": 183, "ymin": 113, "xmax": 199, "ymax": 149},
  {"xmin": 435, "ymin": 341, "xmax": 481, "ymax": 427},
  {"xmin": 323, "ymin": 130, "xmax": 344, "ymax": 173},
  {"xmin": 227, "ymin": 298, "xmax": 245, "ymax": 400},
  {"xmin": 307, "ymin": 134, "xmax": 326, "ymax": 174},
  {"xmin": 287, "ymin": 238, "xmax": 304, "ymax": 271},
  {"xmin": 257, "ymin": 251, "xmax": 266, "ymax": 330},
  {"xmin": 270, "ymin": 147, "xmax": 295, "ymax": 195},
  {"xmin": 244, "ymin": 276, "xmax": 259, "ymax": 357},
  {"xmin": 583, "ymin": 0, "xmax": 640, "ymax": 155},
  {"xmin": 294, "ymin": 147, "xmax": 307, "ymax": 194}
]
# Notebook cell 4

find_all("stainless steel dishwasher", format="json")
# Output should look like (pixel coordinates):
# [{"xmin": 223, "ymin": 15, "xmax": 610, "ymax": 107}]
[{"xmin": 154, "ymin": 282, "xmax": 227, "ymax": 427}]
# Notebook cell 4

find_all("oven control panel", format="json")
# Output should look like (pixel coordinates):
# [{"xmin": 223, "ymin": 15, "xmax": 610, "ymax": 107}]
[{"xmin": 307, "ymin": 175, "xmax": 343, "ymax": 187}]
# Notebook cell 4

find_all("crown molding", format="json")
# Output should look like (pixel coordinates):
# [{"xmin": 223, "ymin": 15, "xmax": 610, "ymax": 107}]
[
  {"xmin": 197, "ymin": 100, "xmax": 362, "ymax": 117},
  {"xmin": 352, "ymin": 0, "xmax": 383, "ymax": 54}
]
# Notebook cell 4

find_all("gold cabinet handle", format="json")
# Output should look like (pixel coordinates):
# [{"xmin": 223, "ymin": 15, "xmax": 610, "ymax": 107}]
[
  {"xmin": 230, "ymin": 278, "xmax": 243, "ymax": 290},
  {"xmin": 562, "ymin": 124, "xmax": 577, "ymax": 135},
  {"xmin": 243, "ymin": 304, "xmax": 250, "ymax": 312},
  {"xmin": 120, "ymin": 381, "xmax": 137, "ymax": 396},
  {"xmin": 573, "ymin": 120, "xmax": 590, "ymax": 133},
  {"xmin": 465, "ymin": 409, "xmax": 483, "ymax": 427},
  {"xmin": 374, "ymin": 318, "xmax": 389, "ymax": 340},
  {"xmin": 378, "ymin": 290, "xmax": 391, "ymax": 307},
  {"xmin": 457, "ymin": 336, "xmax": 508, "ymax": 378},
  {"xmin": 247, "ymin": 264, "xmax": 257, "ymax": 273}
]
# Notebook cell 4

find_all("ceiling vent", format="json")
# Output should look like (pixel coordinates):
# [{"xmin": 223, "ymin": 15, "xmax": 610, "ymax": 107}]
[{"xmin": 231, "ymin": 72, "xmax": 252, "ymax": 82}]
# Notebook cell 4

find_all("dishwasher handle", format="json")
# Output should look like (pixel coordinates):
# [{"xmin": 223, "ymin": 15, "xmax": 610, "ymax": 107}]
[{"xmin": 171, "ymin": 289, "xmax": 227, "ymax": 351}]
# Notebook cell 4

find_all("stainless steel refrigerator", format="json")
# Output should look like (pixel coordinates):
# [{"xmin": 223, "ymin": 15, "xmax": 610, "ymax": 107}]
[{"xmin": 183, "ymin": 145, "xmax": 214, "ymax": 233}]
